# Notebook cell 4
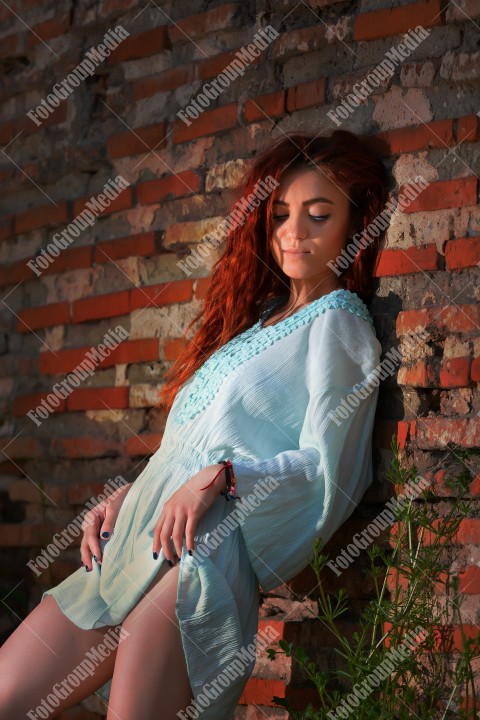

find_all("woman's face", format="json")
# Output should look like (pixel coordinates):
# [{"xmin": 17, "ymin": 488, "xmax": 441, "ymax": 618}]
[{"xmin": 269, "ymin": 166, "xmax": 355, "ymax": 289}]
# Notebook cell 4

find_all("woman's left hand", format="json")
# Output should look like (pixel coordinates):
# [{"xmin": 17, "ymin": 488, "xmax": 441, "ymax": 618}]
[{"xmin": 152, "ymin": 463, "xmax": 227, "ymax": 564}]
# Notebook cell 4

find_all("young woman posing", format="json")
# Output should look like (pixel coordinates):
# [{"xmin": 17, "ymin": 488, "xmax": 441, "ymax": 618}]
[{"xmin": 0, "ymin": 129, "xmax": 389, "ymax": 719}]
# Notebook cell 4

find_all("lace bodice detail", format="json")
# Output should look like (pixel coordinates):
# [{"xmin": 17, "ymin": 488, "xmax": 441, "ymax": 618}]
[{"xmin": 172, "ymin": 289, "xmax": 374, "ymax": 425}]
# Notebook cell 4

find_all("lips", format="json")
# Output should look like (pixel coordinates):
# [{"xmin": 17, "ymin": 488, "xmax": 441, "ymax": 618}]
[{"xmin": 284, "ymin": 249, "xmax": 310, "ymax": 254}]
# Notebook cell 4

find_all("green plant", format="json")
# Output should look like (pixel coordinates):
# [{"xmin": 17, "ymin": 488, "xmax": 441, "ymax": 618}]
[{"xmin": 266, "ymin": 436, "xmax": 480, "ymax": 719}]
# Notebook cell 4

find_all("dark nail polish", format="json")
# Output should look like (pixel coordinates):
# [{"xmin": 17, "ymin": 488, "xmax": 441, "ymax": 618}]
[
  {"xmin": 102, "ymin": 531, "xmax": 109, "ymax": 538},
  {"xmin": 93, "ymin": 555, "xmax": 97, "ymax": 562},
  {"xmin": 188, "ymin": 549, "xmax": 193, "ymax": 556},
  {"xmin": 153, "ymin": 551, "xmax": 158, "ymax": 560},
  {"xmin": 167, "ymin": 559, "xmax": 173, "ymax": 567},
  {"xmin": 85, "ymin": 566, "xmax": 90, "ymax": 572}
]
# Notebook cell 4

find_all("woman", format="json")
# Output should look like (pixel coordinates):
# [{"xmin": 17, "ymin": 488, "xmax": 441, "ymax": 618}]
[{"xmin": 0, "ymin": 129, "xmax": 389, "ymax": 719}]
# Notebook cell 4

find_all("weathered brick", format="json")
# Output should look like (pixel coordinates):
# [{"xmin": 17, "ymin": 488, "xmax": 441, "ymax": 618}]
[
  {"xmin": 14, "ymin": 201, "xmax": 69, "ymax": 235},
  {"xmin": 286, "ymin": 79, "xmax": 326, "ymax": 112},
  {"xmin": 375, "ymin": 119, "xmax": 455, "ymax": 154},
  {"xmin": 126, "ymin": 433, "xmax": 163, "ymax": 457},
  {"xmin": 107, "ymin": 122, "xmax": 168, "ymax": 158},
  {"xmin": 17, "ymin": 302, "xmax": 70, "ymax": 332},
  {"xmin": 245, "ymin": 91, "xmax": 285, "ymax": 123},
  {"xmin": 137, "ymin": 170, "xmax": 202, "ymax": 205},
  {"xmin": 445, "ymin": 237, "xmax": 480, "ymax": 270},
  {"xmin": 108, "ymin": 26, "xmax": 170, "ymax": 63},
  {"xmin": 354, "ymin": 0, "xmax": 445, "ymax": 41},
  {"xmin": 94, "ymin": 232, "xmax": 156, "ymax": 263},
  {"xmin": 67, "ymin": 387, "xmax": 130, "ymax": 411},
  {"xmin": 375, "ymin": 244, "xmax": 438, "ymax": 276},
  {"xmin": 173, "ymin": 103, "xmax": 238, "ymax": 144},
  {"xmin": 71, "ymin": 290, "xmax": 130, "ymax": 323},
  {"xmin": 400, "ymin": 177, "xmax": 477, "ymax": 212},
  {"xmin": 457, "ymin": 114, "xmax": 480, "ymax": 143},
  {"xmin": 133, "ymin": 65, "xmax": 192, "ymax": 100},
  {"xmin": 130, "ymin": 279, "xmax": 192, "ymax": 310}
]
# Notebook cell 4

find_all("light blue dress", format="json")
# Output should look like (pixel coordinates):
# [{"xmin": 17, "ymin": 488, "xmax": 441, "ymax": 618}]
[{"xmin": 42, "ymin": 288, "xmax": 382, "ymax": 718}]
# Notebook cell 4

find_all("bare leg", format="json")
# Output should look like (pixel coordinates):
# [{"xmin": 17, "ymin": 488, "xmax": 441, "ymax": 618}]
[
  {"xmin": 0, "ymin": 595, "xmax": 118, "ymax": 719},
  {"xmin": 107, "ymin": 561, "xmax": 192, "ymax": 720}
]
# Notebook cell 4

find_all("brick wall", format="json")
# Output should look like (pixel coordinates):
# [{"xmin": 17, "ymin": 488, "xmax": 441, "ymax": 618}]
[{"xmin": 1, "ymin": 0, "xmax": 479, "ymax": 717}]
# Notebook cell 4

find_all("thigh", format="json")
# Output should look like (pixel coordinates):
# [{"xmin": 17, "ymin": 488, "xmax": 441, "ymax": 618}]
[
  {"xmin": 0, "ymin": 595, "xmax": 118, "ymax": 719},
  {"xmin": 107, "ymin": 561, "xmax": 192, "ymax": 720}
]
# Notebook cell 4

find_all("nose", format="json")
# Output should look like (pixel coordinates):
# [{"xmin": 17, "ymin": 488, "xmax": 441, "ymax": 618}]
[{"xmin": 283, "ymin": 212, "xmax": 308, "ymax": 240}]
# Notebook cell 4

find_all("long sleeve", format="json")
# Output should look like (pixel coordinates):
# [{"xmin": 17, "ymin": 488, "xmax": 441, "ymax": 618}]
[{"xmin": 231, "ymin": 307, "xmax": 382, "ymax": 593}]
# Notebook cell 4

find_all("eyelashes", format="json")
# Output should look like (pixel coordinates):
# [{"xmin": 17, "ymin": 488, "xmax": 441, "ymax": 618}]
[{"xmin": 272, "ymin": 215, "xmax": 330, "ymax": 222}]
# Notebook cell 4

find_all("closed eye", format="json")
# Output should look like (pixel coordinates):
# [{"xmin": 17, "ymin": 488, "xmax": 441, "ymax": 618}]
[{"xmin": 272, "ymin": 215, "xmax": 330, "ymax": 222}]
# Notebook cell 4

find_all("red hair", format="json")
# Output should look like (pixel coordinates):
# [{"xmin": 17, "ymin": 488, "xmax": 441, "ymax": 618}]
[{"xmin": 157, "ymin": 129, "xmax": 390, "ymax": 415}]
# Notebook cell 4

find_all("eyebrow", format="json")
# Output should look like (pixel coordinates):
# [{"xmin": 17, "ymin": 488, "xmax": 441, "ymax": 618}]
[{"xmin": 272, "ymin": 196, "xmax": 335, "ymax": 206}]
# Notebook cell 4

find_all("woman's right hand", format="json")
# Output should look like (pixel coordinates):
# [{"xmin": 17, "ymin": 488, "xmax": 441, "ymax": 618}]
[{"xmin": 80, "ymin": 481, "xmax": 133, "ymax": 571}]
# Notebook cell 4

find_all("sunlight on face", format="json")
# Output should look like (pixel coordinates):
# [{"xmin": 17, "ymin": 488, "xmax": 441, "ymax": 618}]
[{"xmin": 269, "ymin": 166, "xmax": 354, "ymax": 298}]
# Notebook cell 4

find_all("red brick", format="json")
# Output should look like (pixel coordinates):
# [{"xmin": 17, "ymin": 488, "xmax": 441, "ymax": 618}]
[
  {"xmin": 0, "ymin": 214, "xmax": 14, "ymax": 241},
  {"xmin": 375, "ymin": 244, "xmax": 438, "ymax": 276},
  {"xmin": 173, "ymin": 103, "xmax": 238, "ymax": 144},
  {"xmin": 26, "ymin": 15, "xmax": 71, "ymax": 47},
  {"xmin": 397, "ymin": 304, "xmax": 480, "ymax": 335},
  {"xmin": 0, "ymin": 436, "xmax": 43, "ymax": 459},
  {"xmin": 130, "ymin": 279, "xmax": 192, "ymax": 310},
  {"xmin": 239, "ymin": 677, "xmax": 287, "ymax": 707},
  {"xmin": 126, "ymin": 433, "xmax": 163, "ymax": 457},
  {"xmin": 286, "ymin": 79, "xmax": 326, "ymax": 112},
  {"xmin": 40, "ymin": 345, "xmax": 112, "ymax": 375},
  {"xmin": 439, "ymin": 357, "xmax": 470, "ymax": 387},
  {"xmin": 416, "ymin": 417, "xmax": 480, "ymax": 449},
  {"xmin": 458, "ymin": 566, "xmax": 480, "ymax": 594},
  {"xmin": 43, "ymin": 246, "xmax": 93, "ymax": 276},
  {"xmin": 245, "ymin": 91, "xmax": 285, "ymax": 123},
  {"xmin": 457, "ymin": 114, "xmax": 480, "ymax": 143},
  {"xmin": 456, "ymin": 519, "xmax": 480, "ymax": 545},
  {"xmin": 17, "ymin": 302, "xmax": 70, "ymax": 332},
  {"xmin": 25, "ymin": 102, "xmax": 68, "ymax": 134},
  {"xmin": 472, "ymin": 357, "xmax": 480, "ymax": 383},
  {"xmin": 137, "ymin": 170, "xmax": 202, "ymax": 205},
  {"xmin": 398, "ymin": 361, "xmax": 431, "ymax": 387},
  {"xmin": 163, "ymin": 336, "xmax": 188, "ymax": 361},
  {"xmin": 71, "ymin": 290, "xmax": 130, "ymax": 323},
  {"xmin": 14, "ymin": 201, "xmax": 69, "ymax": 234},
  {"xmin": 445, "ymin": 237, "xmax": 480, "ymax": 270},
  {"xmin": 168, "ymin": 4, "xmax": 243, "ymax": 44},
  {"xmin": 133, "ymin": 65, "xmax": 192, "ymax": 100},
  {"xmin": 0, "ymin": 33, "xmax": 20, "ymax": 59},
  {"xmin": 67, "ymin": 387, "xmax": 130, "ymax": 411},
  {"xmin": 108, "ymin": 26, "xmax": 170, "ymax": 63},
  {"xmin": 401, "ymin": 177, "xmax": 477, "ymax": 212},
  {"xmin": 0, "ymin": 260, "xmax": 37, "ymax": 288},
  {"xmin": 94, "ymin": 232, "xmax": 156, "ymax": 263},
  {"xmin": 73, "ymin": 187, "xmax": 133, "ymax": 217},
  {"xmin": 107, "ymin": 122, "xmax": 167, "ymax": 159},
  {"xmin": 197, "ymin": 48, "xmax": 261, "ymax": 81},
  {"xmin": 354, "ymin": 0, "xmax": 445, "ymax": 41},
  {"xmin": 108, "ymin": 338, "xmax": 159, "ymax": 364},
  {"xmin": 50, "ymin": 436, "xmax": 122, "ymax": 458},
  {"xmin": 13, "ymin": 392, "xmax": 67, "ymax": 417},
  {"xmin": 0, "ymin": 523, "xmax": 44, "ymax": 547},
  {"xmin": 376, "ymin": 119, "xmax": 455, "ymax": 154}
]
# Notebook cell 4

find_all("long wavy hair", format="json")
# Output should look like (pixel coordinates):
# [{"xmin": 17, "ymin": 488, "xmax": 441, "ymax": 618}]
[{"xmin": 157, "ymin": 129, "xmax": 391, "ymax": 415}]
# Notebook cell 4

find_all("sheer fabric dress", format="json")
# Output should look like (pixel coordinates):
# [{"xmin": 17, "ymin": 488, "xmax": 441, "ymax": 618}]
[{"xmin": 42, "ymin": 288, "xmax": 382, "ymax": 719}]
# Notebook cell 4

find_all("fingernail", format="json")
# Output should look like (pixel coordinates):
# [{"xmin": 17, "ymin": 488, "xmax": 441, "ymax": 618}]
[
  {"xmin": 188, "ymin": 549, "xmax": 193, "ymax": 556},
  {"xmin": 85, "ymin": 566, "xmax": 90, "ymax": 572},
  {"xmin": 167, "ymin": 559, "xmax": 173, "ymax": 567},
  {"xmin": 153, "ymin": 551, "xmax": 158, "ymax": 560},
  {"xmin": 102, "ymin": 532, "xmax": 109, "ymax": 538},
  {"xmin": 93, "ymin": 555, "xmax": 97, "ymax": 562}
]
